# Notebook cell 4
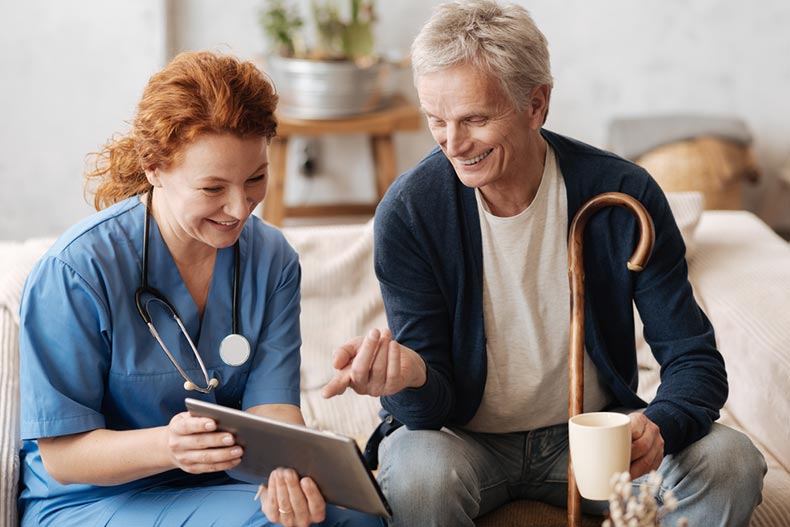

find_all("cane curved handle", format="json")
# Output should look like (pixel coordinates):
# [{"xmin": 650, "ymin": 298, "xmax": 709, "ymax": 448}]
[{"xmin": 566, "ymin": 191, "xmax": 655, "ymax": 527}]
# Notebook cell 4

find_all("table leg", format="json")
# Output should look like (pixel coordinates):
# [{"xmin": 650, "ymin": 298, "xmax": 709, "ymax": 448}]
[
  {"xmin": 263, "ymin": 136, "xmax": 288, "ymax": 226},
  {"xmin": 371, "ymin": 134, "xmax": 396, "ymax": 200}
]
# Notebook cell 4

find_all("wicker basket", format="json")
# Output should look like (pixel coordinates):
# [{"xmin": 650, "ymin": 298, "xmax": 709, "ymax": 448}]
[{"xmin": 635, "ymin": 136, "xmax": 760, "ymax": 210}]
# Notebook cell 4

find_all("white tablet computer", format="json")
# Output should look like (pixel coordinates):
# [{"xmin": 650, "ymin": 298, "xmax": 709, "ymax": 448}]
[{"xmin": 184, "ymin": 398, "xmax": 391, "ymax": 518}]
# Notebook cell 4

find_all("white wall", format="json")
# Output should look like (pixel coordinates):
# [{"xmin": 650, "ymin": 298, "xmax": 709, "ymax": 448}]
[
  {"xmin": 532, "ymin": 0, "xmax": 790, "ymax": 225},
  {"xmin": 0, "ymin": 0, "xmax": 168, "ymax": 240},
  {"xmin": 2, "ymin": 0, "xmax": 790, "ymax": 240}
]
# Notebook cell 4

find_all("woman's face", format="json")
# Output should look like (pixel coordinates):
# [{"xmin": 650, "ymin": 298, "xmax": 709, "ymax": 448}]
[{"xmin": 146, "ymin": 133, "xmax": 269, "ymax": 252}]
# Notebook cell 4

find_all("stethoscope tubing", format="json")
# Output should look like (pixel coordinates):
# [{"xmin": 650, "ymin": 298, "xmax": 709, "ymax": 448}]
[
  {"xmin": 135, "ymin": 188, "xmax": 243, "ymax": 393},
  {"xmin": 136, "ymin": 189, "xmax": 241, "ymax": 331}
]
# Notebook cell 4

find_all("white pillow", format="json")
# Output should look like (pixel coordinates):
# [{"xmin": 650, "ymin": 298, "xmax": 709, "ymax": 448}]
[{"xmin": 665, "ymin": 191, "xmax": 704, "ymax": 257}]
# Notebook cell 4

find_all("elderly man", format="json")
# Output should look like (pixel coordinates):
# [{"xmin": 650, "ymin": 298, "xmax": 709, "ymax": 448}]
[{"xmin": 322, "ymin": 1, "xmax": 766, "ymax": 526}]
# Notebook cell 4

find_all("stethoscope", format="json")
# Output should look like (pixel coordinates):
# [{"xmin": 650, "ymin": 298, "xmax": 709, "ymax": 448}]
[{"xmin": 134, "ymin": 189, "xmax": 250, "ymax": 393}]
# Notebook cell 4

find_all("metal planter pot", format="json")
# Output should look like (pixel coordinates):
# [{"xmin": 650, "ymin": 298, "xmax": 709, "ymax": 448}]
[{"xmin": 266, "ymin": 55, "xmax": 389, "ymax": 119}]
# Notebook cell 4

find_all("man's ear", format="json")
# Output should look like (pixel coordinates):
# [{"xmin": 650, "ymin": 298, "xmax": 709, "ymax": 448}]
[
  {"xmin": 144, "ymin": 166, "xmax": 162, "ymax": 187},
  {"xmin": 527, "ymin": 85, "xmax": 551, "ymax": 129}
]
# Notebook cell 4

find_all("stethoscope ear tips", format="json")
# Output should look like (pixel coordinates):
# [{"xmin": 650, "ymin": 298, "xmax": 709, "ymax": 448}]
[
  {"xmin": 184, "ymin": 380, "xmax": 196, "ymax": 391},
  {"xmin": 208, "ymin": 378, "xmax": 219, "ymax": 388}
]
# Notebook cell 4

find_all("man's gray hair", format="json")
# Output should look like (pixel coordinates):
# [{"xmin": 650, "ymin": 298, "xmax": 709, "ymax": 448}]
[{"xmin": 411, "ymin": 0, "xmax": 553, "ymax": 111}]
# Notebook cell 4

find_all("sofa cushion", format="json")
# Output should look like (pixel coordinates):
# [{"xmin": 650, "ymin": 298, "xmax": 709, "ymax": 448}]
[
  {"xmin": 0, "ymin": 238, "xmax": 55, "ymax": 324},
  {"xmin": 636, "ymin": 210, "xmax": 790, "ymax": 475},
  {"xmin": 665, "ymin": 191, "xmax": 704, "ymax": 257},
  {"xmin": 0, "ymin": 307, "xmax": 20, "ymax": 527},
  {"xmin": 716, "ymin": 409, "xmax": 790, "ymax": 527},
  {"xmin": 283, "ymin": 221, "xmax": 385, "ymax": 438},
  {"xmin": 0, "ymin": 238, "xmax": 53, "ymax": 527},
  {"xmin": 688, "ymin": 211, "xmax": 790, "ymax": 472}
]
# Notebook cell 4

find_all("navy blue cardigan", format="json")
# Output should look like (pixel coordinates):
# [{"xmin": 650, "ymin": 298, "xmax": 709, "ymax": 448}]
[{"xmin": 373, "ymin": 129, "xmax": 727, "ymax": 455}]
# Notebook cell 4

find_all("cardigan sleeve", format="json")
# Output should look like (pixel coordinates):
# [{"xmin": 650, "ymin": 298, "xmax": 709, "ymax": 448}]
[
  {"xmin": 373, "ymin": 190, "xmax": 457, "ymax": 429},
  {"xmin": 633, "ymin": 176, "xmax": 728, "ymax": 454}
]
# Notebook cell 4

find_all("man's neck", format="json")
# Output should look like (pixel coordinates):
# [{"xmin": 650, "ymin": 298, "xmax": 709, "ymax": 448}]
[{"xmin": 478, "ymin": 135, "xmax": 548, "ymax": 217}]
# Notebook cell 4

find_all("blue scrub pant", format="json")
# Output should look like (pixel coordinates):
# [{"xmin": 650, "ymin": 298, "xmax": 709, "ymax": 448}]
[{"xmin": 22, "ymin": 474, "xmax": 384, "ymax": 527}]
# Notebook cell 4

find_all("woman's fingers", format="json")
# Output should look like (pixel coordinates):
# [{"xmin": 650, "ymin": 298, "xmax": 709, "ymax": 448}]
[
  {"xmin": 301, "ymin": 477, "xmax": 327, "ymax": 524},
  {"xmin": 171, "ymin": 444, "xmax": 243, "ymax": 474},
  {"xmin": 275, "ymin": 468, "xmax": 319, "ymax": 527},
  {"xmin": 166, "ymin": 412, "xmax": 242, "ymax": 473},
  {"xmin": 169, "ymin": 412, "xmax": 226, "ymax": 448},
  {"xmin": 283, "ymin": 469, "xmax": 312, "ymax": 524},
  {"xmin": 261, "ymin": 470, "xmax": 326, "ymax": 527},
  {"xmin": 275, "ymin": 469, "xmax": 296, "ymax": 523},
  {"xmin": 171, "ymin": 411, "xmax": 216, "ymax": 434},
  {"xmin": 261, "ymin": 473, "xmax": 278, "ymax": 520}
]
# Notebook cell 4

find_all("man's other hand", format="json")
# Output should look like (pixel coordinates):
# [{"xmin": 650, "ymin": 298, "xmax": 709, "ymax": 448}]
[{"xmin": 629, "ymin": 412, "xmax": 665, "ymax": 480}]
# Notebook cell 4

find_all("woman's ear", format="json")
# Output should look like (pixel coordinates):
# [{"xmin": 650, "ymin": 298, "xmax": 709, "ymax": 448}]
[{"xmin": 144, "ymin": 166, "xmax": 162, "ymax": 188}]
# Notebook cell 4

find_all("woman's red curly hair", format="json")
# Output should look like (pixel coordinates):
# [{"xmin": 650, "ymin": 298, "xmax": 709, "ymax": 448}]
[{"xmin": 85, "ymin": 51, "xmax": 278, "ymax": 210}]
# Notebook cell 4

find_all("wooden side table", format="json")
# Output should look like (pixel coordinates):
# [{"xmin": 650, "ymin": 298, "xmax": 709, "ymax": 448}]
[{"xmin": 262, "ymin": 94, "xmax": 422, "ymax": 226}]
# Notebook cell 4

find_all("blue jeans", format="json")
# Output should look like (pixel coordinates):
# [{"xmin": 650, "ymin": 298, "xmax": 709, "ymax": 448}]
[{"xmin": 377, "ymin": 422, "xmax": 766, "ymax": 527}]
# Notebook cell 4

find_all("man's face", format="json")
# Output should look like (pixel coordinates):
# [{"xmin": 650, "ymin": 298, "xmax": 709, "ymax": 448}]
[{"xmin": 416, "ymin": 63, "xmax": 544, "ymax": 190}]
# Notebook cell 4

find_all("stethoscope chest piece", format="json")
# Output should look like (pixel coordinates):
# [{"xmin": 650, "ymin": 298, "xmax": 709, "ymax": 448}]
[{"xmin": 220, "ymin": 333, "xmax": 251, "ymax": 366}]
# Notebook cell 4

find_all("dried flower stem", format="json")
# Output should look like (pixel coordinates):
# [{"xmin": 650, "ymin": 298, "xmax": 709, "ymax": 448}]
[{"xmin": 601, "ymin": 471, "xmax": 688, "ymax": 527}]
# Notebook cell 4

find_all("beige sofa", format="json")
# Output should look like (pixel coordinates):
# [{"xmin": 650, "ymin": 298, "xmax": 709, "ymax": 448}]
[{"xmin": 2, "ymin": 200, "xmax": 789, "ymax": 526}]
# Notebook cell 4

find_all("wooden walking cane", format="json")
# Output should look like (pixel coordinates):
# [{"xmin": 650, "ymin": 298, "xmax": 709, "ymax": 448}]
[{"xmin": 567, "ymin": 192, "xmax": 655, "ymax": 527}]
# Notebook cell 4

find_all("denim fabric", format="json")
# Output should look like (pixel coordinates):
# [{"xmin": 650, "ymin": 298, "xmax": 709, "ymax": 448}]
[{"xmin": 377, "ymin": 422, "xmax": 765, "ymax": 527}]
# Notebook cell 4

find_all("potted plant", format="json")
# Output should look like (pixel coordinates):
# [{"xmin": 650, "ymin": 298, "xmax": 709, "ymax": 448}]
[{"xmin": 259, "ymin": 0, "xmax": 388, "ymax": 119}]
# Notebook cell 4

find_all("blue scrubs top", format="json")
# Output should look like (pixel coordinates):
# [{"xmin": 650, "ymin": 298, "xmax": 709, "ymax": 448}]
[{"xmin": 18, "ymin": 196, "xmax": 302, "ymax": 517}]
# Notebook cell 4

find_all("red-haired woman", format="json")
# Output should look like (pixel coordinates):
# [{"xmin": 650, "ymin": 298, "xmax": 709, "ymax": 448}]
[{"xmin": 17, "ymin": 51, "xmax": 382, "ymax": 527}]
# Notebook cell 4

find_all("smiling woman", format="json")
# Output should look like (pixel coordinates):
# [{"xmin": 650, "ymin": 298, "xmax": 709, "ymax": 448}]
[
  {"xmin": 17, "ymin": 51, "xmax": 383, "ymax": 527},
  {"xmin": 145, "ymin": 134, "xmax": 270, "ymax": 255},
  {"xmin": 84, "ymin": 52, "xmax": 278, "ymax": 211}
]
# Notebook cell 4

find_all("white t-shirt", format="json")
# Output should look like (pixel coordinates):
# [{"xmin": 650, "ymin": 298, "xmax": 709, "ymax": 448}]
[{"xmin": 465, "ymin": 145, "xmax": 611, "ymax": 433}]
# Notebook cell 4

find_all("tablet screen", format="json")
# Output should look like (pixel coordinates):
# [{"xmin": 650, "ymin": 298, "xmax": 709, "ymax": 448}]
[{"xmin": 185, "ymin": 398, "xmax": 391, "ymax": 518}]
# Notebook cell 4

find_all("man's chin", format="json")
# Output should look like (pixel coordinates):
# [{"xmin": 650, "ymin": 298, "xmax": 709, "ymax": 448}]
[{"xmin": 454, "ymin": 168, "xmax": 493, "ymax": 189}]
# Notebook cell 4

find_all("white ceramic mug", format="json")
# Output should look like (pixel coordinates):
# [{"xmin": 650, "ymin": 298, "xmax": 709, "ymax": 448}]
[{"xmin": 568, "ymin": 411, "xmax": 632, "ymax": 500}]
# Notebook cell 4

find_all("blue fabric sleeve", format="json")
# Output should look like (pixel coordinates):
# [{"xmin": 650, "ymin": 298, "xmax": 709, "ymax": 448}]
[
  {"xmin": 241, "ymin": 234, "xmax": 302, "ymax": 409},
  {"xmin": 19, "ymin": 256, "xmax": 110, "ymax": 439}
]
